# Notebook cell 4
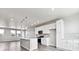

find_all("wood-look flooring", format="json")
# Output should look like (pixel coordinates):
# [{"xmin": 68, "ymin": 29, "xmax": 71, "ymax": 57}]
[{"xmin": 0, "ymin": 42, "xmax": 63, "ymax": 51}]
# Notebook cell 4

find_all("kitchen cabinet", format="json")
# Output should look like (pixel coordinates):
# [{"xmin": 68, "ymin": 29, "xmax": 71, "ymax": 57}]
[
  {"xmin": 35, "ymin": 23, "xmax": 56, "ymax": 34},
  {"xmin": 20, "ymin": 39, "xmax": 30, "ymax": 50},
  {"xmin": 41, "ymin": 38, "xmax": 50, "ymax": 46}
]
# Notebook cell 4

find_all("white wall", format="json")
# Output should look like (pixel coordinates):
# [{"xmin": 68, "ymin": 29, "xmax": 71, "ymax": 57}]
[
  {"xmin": 0, "ymin": 20, "xmax": 6, "ymax": 27},
  {"xmin": 64, "ymin": 14, "xmax": 79, "ymax": 33},
  {"xmin": 64, "ymin": 14, "xmax": 79, "ymax": 40},
  {"xmin": 64, "ymin": 14, "xmax": 79, "ymax": 50},
  {"xmin": 56, "ymin": 14, "xmax": 79, "ymax": 50}
]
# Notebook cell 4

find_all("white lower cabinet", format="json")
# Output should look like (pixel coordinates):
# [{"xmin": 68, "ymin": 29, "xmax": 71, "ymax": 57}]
[
  {"xmin": 41, "ymin": 38, "xmax": 48, "ymax": 46},
  {"xmin": 67, "ymin": 40, "xmax": 79, "ymax": 51},
  {"xmin": 21, "ymin": 38, "xmax": 38, "ymax": 51},
  {"xmin": 21, "ymin": 39, "xmax": 30, "ymax": 50},
  {"xmin": 30, "ymin": 38, "xmax": 38, "ymax": 50},
  {"xmin": 41, "ymin": 38, "xmax": 51, "ymax": 46},
  {"xmin": 72, "ymin": 40, "xmax": 79, "ymax": 51},
  {"xmin": 58, "ymin": 40, "xmax": 79, "ymax": 51}
]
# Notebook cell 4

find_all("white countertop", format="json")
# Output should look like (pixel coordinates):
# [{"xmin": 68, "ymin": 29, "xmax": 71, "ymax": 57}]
[
  {"xmin": 0, "ymin": 36, "xmax": 20, "ymax": 42},
  {"xmin": 0, "ymin": 39, "xmax": 20, "ymax": 42},
  {"xmin": 20, "ymin": 37, "xmax": 37, "ymax": 40}
]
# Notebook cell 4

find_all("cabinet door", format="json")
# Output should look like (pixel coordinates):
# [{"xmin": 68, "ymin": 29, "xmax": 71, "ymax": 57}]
[{"xmin": 41, "ymin": 38, "xmax": 47, "ymax": 46}]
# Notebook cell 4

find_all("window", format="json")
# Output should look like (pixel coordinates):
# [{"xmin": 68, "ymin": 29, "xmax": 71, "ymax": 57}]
[
  {"xmin": 11, "ymin": 30, "xmax": 16, "ymax": 36},
  {"xmin": 26, "ymin": 31, "xmax": 27, "ymax": 37},
  {"xmin": 17, "ymin": 31, "xmax": 21, "ymax": 34},
  {"xmin": 17, "ymin": 31, "xmax": 21, "ymax": 37},
  {"xmin": 11, "ymin": 30, "xmax": 15, "ymax": 34},
  {"xmin": 22, "ymin": 31, "xmax": 24, "ymax": 38},
  {"xmin": 0, "ymin": 29, "xmax": 4, "ymax": 35}
]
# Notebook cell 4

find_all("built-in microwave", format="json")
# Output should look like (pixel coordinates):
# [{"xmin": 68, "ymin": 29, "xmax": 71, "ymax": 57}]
[{"xmin": 38, "ymin": 30, "xmax": 43, "ymax": 34}]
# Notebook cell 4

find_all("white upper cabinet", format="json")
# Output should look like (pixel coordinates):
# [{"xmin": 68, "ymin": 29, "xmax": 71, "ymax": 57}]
[{"xmin": 35, "ymin": 23, "xmax": 56, "ymax": 34}]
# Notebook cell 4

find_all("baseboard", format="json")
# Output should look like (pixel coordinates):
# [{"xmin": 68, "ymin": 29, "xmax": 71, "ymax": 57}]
[{"xmin": 57, "ymin": 47, "xmax": 72, "ymax": 51}]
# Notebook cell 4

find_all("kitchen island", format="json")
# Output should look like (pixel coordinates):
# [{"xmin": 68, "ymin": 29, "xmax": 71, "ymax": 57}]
[{"xmin": 20, "ymin": 38, "xmax": 38, "ymax": 51}]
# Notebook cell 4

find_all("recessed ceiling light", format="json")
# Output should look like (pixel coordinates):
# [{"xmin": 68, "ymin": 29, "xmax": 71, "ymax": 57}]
[
  {"xmin": 25, "ymin": 16, "xmax": 28, "ymax": 19},
  {"xmin": 10, "ymin": 18, "xmax": 14, "ymax": 21}
]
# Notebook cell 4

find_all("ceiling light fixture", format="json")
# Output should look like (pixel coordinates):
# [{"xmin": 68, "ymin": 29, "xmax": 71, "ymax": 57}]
[{"xmin": 10, "ymin": 17, "xmax": 14, "ymax": 21}]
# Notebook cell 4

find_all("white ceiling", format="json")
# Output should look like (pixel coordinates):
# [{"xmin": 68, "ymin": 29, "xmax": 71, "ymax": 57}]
[
  {"xmin": 0, "ymin": 8, "xmax": 55, "ymax": 29},
  {"xmin": 0, "ymin": 8, "xmax": 79, "ymax": 29}
]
